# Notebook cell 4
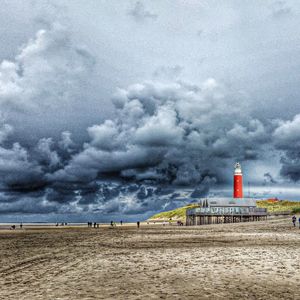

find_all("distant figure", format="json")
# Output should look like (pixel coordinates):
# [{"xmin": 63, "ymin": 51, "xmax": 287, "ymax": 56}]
[
  {"xmin": 111, "ymin": 221, "xmax": 114, "ymax": 227},
  {"xmin": 120, "ymin": 220, "xmax": 123, "ymax": 226},
  {"xmin": 94, "ymin": 222, "xmax": 96, "ymax": 228},
  {"xmin": 137, "ymin": 221, "xmax": 140, "ymax": 228},
  {"xmin": 20, "ymin": 223, "xmax": 23, "ymax": 229},
  {"xmin": 11, "ymin": 225, "xmax": 15, "ymax": 230},
  {"xmin": 56, "ymin": 223, "xmax": 58, "ymax": 227},
  {"xmin": 292, "ymin": 215, "xmax": 296, "ymax": 227},
  {"xmin": 298, "ymin": 217, "xmax": 300, "ymax": 229}
]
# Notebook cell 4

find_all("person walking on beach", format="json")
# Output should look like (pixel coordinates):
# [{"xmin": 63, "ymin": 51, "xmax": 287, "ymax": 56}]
[
  {"xmin": 292, "ymin": 215, "xmax": 296, "ymax": 227},
  {"xmin": 298, "ymin": 217, "xmax": 300, "ymax": 229},
  {"xmin": 137, "ymin": 221, "xmax": 140, "ymax": 228}
]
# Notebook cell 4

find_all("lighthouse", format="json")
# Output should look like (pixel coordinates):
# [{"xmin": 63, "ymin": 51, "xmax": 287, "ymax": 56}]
[{"xmin": 233, "ymin": 162, "xmax": 243, "ymax": 198}]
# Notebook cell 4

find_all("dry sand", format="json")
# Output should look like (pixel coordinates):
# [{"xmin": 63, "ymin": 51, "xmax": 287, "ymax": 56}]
[{"xmin": 0, "ymin": 218, "xmax": 300, "ymax": 300}]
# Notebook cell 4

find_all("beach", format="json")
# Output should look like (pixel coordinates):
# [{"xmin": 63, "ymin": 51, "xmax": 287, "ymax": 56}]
[{"xmin": 0, "ymin": 217, "xmax": 300, "ymax": 299}]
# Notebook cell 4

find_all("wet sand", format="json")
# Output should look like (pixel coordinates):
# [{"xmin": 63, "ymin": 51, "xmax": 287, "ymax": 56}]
[{"xmin": 0, "ymin": 217, "xmax": 300, "ymax": 300}]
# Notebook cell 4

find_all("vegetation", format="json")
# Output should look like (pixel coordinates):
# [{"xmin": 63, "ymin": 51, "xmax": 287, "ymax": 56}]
[
  {"xmin": 149, "ymin": 203, "xmax": 199, "ymax": 221},
  {"xmin": 291, "ymin": 207, "xmax": 300, "ymax": 214},
  {"xmin": 148, "ymin": 200, "xmax": 300, "ymax": 221},
  {"xmin": 256, "ymin": 200, "xmax": 300, "ymax": 213}
]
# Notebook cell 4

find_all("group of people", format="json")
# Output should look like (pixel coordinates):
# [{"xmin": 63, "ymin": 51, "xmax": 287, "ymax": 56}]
[
  {"xmin": 88, "ymin": 222, "xmax": 100, "ymax": 228},
  {"xmin": 10, "ymin": 223, "xmax": 22, "ymax": 230},
  {"xmin": 292, "ymin": 216, "xmax": 300, "ymax": 227},
  {"xmin": 56, "ymin": 222, "xmax": 68, "ymax": 226},
  {"xmin": 109, "ymin": 220, "xmax": 140, "ymax": 228}
]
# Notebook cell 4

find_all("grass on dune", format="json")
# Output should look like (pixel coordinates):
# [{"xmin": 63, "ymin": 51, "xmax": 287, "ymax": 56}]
[
  {"xmin": 149, "ymin": 203, "xmax": 199, "ymax": 220},
  {"xmin": 256, "ymin": 200, "xmax": 300, "ymax": 213}
]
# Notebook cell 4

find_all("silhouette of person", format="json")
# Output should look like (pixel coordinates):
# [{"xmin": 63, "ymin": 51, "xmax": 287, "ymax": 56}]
[{"xmin": 292, "ymin": 215, "xmax": 296, "ymax": 227}]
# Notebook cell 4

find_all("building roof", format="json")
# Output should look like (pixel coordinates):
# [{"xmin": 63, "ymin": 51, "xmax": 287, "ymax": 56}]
[{"xmin": 199, "ymin": 197, "xmax": 257, "ymax": 207}]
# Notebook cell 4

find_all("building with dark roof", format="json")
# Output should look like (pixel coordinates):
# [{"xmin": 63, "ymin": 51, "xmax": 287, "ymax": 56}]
[
  {"xmin": 186, "ymin": 163, "xmax": 268, "ymax": 226},
  {"xmin": 186, "ymin": 197, "xmax": 267, "ymax": 225}
]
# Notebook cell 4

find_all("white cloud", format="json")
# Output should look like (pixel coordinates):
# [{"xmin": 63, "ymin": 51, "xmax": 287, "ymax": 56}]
[{"xmin": 0, "ymin": 22, "xmax": 95, "ymax": 111}]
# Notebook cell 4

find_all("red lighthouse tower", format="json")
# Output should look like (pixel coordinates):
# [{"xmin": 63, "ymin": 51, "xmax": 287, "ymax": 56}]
[{"xmin": 233, "ymin": 162, "xmax": 243, "ymax": 198}]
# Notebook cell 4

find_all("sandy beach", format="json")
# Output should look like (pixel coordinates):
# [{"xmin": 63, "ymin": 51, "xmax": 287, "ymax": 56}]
[{"xmin": 0, "ymin": 218, "xmax": 300, "ymax": 300}]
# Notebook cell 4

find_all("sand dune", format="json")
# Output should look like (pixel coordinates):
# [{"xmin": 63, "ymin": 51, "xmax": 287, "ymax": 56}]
[{"xmin": 0, "ymin": 218, "xmax": 300, "ymax": 299}]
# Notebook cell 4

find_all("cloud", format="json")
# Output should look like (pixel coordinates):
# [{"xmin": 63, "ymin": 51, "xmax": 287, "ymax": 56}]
[
  {"xmin": 0, "ymin": 122, "xmax": 13, "ymax": 144},
  {"xmin": 128, "ymin": 1, "xmax": 157, "ymax": 22},
  {"xmin": 0, "ymin": 22, "xmax": 95, "ymax": 112},
  {"xmin": 0, "ymin": 142, "xmax": 44, "ymax": 190},
  {"xmin": 2, "ymin": 2, "xmax": 300, "ymax": 218},
  {"xmin": 59, "ymin": 131, "xmax": 75, "ymax": 152},
  {"xmin": 0, "ymin": 72, "xmax": 295, "ymax": 216},
  {"xmin": 35, "ymin": 137, "xmax": 61, "ymax": 169},
  {"xmin": 273, "ymin": 115, "xmax": 300, "ymax": 181},
  {"xmin": 87, "ymin": 120, "xmax": 120, "ymax": 150},
  {"xmin": 51, "ymin": 79, "xmax": 271, "ymax": 190},
  {"xmin": 273, "ymin": 114, "xmax": 300, "ymax": 150},
  {"xmin": 0, "ymin": 64, "xmax": 290, "ymax": 216},
  {"xmin": 263, "ymin": 172, "xmax": 277, "ymax": 184}
]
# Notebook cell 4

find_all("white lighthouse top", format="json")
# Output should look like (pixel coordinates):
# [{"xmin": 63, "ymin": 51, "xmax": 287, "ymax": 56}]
[{"xmin": 234, "ymin": 162, "xmax": 242, "ymax": 174}]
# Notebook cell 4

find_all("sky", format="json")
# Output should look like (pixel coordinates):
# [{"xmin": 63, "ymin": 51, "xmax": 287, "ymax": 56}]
[{"xmin": 1, "ymin": 0, "xmax": 300, "ymax": 221}]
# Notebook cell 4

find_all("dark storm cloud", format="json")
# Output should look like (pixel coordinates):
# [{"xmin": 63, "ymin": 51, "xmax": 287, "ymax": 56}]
[
  {"xmin": 263, "ymin": 172, "xmax": 277, "ymax": 184},
  {"xmin": 0, "ymin": 31, "xmax": 294, "ymax": 216},
  {"xmin": 51, "ymin": 80, "xmax": 269, "ymax": 184},
  {"xmin": 0, "ymin": 66, "xmax": 281, "ymax": 215},
  {"xmin": 273, "ymin": 115, "xmax": 300, "ymax": 181}
]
